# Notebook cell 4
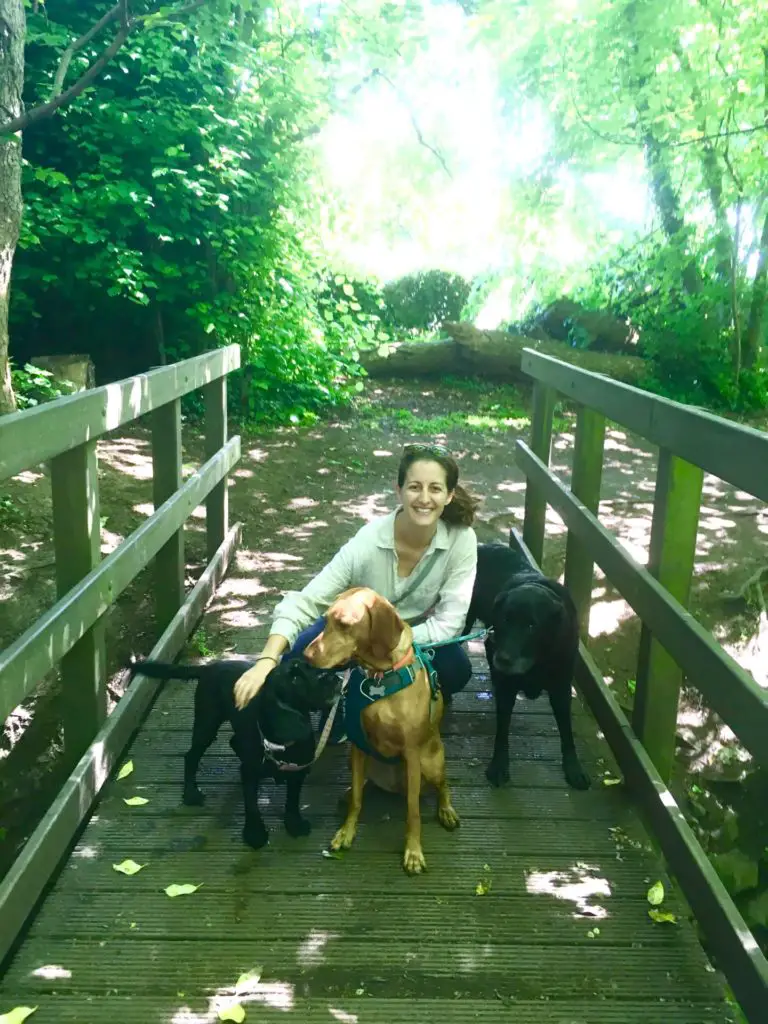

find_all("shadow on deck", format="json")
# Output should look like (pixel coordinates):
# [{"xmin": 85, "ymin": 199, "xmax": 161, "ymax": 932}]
[{"xmin": 0, "ymin": 640, "xmax": 732, "ymax": 1022}]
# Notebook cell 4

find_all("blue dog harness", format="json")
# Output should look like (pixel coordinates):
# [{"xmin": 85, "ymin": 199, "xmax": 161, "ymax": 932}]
[{"xmin": 343, "ymin": 644, "xmax": 441, "ymax": 763}]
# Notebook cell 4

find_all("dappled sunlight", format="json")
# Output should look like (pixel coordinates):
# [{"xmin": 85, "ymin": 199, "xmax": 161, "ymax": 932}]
[
  {"xmin": 287, "ymin": 497, "xmax": 320, "ymax": 510},
  {"xmin": 98, "ymin": 437, "xmax": 153, "ymax": 481},
  {"xmin": 100, "ymin": 527, "xmax": 125, "ymax": 555},
  {"xmin": 339, "ymin": 492, "xmax": 391, "ymax": 521},
  {"xmin": 589, "ymin": 598, "xmax": 634, "ymax": 638},
  {"xmin": 296, "ymin": 928, "xmax": 339, "ymax": 966},
  {"xmin": 277, "ymin": 518, "xmax": 332, "ymax": 541},
  {"xmin": 245, "ymin": 447, "xmax": 270, "ymax": 463},
  {"xmin": 496, "ymin": 479, "xmax": 525, "ymax": 493},
  {"xmin": 32, "ymin": 964, "xmax": 72, "ymax": 980},
  {"xmin": 329, "ymin": 1008, "xmax": 359, "ymax": 1023},
  {"xmin": 525, "ymin": 864, "xmax": 611, "ymax": 915},
  {"xmin": 12, "ymin": 469, "xmax": 45, "ymax": 485},
  {"xmin": 216, "ymin": 576, "xmax": 270, "ymax": 599}
]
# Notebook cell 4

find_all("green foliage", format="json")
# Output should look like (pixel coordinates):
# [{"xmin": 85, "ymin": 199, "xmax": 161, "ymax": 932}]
[
  {"xmin": 10, "ymin": 362, "xmax": 76, "ymax": 410},
  {"xmin": 9, "ymin": 0, "xmax": 424, "ymax": 424},
  {"xmin": 381, "ymin": 269, "xmax": 472, "ymax": 333}
]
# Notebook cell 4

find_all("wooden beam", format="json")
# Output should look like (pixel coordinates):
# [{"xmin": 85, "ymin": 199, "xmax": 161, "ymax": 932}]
[
  {"xmin": 521, "ymin": 348, "xmax": 768, "ymax": 505},
  {"xmin": 0, "ymin": 345, "xmax": 240, "ymax": 482},
  {"xmin": 0, "ymin": 522, "xmax": 242, "ymax": 968},
  {"xmin": 151, "ymin": 399, "xmax": 185, "ymax": 631},
  {"xmin": 51, "ymin": 441, "xmax": 107, "ymax": 765},
  {"xmin": 204, "ymin": 376, "xmax": 228, "ymax": 562},
  {"xmin": 521, "ymin": 381, "xmax": 555, "ymax": 565},
  {"xmin": 0, "ymin": 437, "xmax": 240, "ymax": 725},
  {"xmin": 633, "ymin": 450, "xmax": 704, "ymax": 781},
  {"xmin": 563, "ymin": 406, "xmax": 605, "ymax": 638},
  {"xmin": 515, "ymin": 439, "xmax": 768, "ymax": 761}
]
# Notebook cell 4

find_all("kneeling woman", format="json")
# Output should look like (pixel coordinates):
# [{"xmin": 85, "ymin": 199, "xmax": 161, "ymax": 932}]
[{"xmin": 234, "ymin": 443, "xmax": 479, "ymax": 711}]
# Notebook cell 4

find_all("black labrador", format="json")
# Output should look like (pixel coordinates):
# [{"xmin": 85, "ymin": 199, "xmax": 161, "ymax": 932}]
[
  {"xmin": 464, "ymin": 542, "xmax": 590, "ymax": 790},
  {"xmin": 128, "ymin": 656, "xmax": 343, "ymax": 849}
]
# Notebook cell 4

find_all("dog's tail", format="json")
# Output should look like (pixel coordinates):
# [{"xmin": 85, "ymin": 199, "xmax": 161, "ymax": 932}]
[{"xmin": 127, "ymin": 656, "xmax": 209, "ymax": 682}]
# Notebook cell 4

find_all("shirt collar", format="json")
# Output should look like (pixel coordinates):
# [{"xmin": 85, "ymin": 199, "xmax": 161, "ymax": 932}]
[{"xmin": 375, "ymin": 509, "xmax": 450, "ymax": 551}]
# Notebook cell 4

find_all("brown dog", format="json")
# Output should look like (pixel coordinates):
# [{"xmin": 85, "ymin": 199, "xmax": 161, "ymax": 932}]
[{"xmin": 304, "ymin": 587, "xmax": 459, "ymax": 874}]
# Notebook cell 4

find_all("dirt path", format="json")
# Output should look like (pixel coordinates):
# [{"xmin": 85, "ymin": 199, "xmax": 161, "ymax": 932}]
[{"xmin": 1, "ymin": 377, "xmax": 766, "ymax": 941}]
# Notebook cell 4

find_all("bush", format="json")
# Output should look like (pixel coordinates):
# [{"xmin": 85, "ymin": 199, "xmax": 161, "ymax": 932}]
[{"xmin": 381, "ymin": 269, "xmax": 472, "ymax": 333}]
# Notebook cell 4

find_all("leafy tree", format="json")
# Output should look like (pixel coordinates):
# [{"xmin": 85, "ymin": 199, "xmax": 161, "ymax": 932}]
[
  {"xmin": 471, "ymin": 0, "xmax": 768, "ymax": 402},
  {"xmin": 382, "ymin": 268, "xmax": 472, "ymax": 332}
]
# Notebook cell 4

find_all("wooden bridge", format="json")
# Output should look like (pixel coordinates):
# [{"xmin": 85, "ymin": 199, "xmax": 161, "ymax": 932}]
[{"xmin": 1, "ymin": 347, "xmax": 767, "ymax": 1022}]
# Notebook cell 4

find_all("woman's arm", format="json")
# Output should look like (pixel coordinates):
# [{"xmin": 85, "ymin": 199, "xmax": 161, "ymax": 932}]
[{"xmin": 411, "ymin": 528, "xmax": 478, "ymax": 645}]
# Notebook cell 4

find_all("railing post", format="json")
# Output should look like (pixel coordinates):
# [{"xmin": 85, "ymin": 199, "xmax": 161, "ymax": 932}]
[
  {"xmin": 563, "ymin": 406, "xmax": 606, "ymax": 638},
  {"xmin": 152, "ymin": 399, "xmax": 185, "ymax": 630},
  {"xmin": 204, "ymin": 376, "xmax": 228, "ymax": 561},
  {"xmin": 633, "ymin": 448, "xmax": 703, "ymax": 781},
  {"xmin": 522, "ymin": 382, "xmax": 555, "ymax": 566},
  {"xmin": 50, "ymin": 440, "xmax": 106, "ymax": 765}
]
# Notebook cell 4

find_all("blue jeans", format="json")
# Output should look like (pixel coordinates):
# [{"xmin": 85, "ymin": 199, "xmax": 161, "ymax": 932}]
[{"xmin": 283, "ymin": 617, "xmax": 472, "ymax": 697}]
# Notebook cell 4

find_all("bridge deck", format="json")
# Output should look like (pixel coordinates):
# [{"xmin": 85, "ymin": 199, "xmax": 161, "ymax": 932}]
[{"xmin": 0, "ymin": 638, "xmax": 732, "ymax": 1022}]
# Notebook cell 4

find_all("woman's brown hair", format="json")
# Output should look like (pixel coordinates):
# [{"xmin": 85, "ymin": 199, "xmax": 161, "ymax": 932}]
[{"xmin": 397, "ymin": 444, "xmax": 481, "ymax": 527}]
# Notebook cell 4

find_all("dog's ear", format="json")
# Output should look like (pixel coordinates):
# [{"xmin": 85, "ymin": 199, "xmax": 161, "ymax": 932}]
[{"xmin": 367, "ymin": 597, "xmax": 405, "ymax": 661}]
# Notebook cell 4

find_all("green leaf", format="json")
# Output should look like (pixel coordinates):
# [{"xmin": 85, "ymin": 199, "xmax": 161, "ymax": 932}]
[
  {"xmin": 218, "ymin": 1004, "xmax": 246, "ymax": 1022},
  {"xmin": 123, "ymin": 796, "xmax": 149, "ymax": 806},
  {"xmin": 235, "ymin": 968, "xmax": 262, "ymax": 991},
  {"xmin": 0, "ymin": 1009, "xmax": 38, "ymax": 1024},
  {"xmin": 113, "ymin": 859, "xmax": 146, "ymax": 876},
  {"xmin": 602, "ymin": 776, "xmax": 621, "ymax": 786},
  {"xmin": 711, "ymin": 851, "xmax": 759, "ymax": 895},
  {"xmin": 648, "ymin": 909, "xmax": 678, "ymax": 924},
  {"xmin": 646, "ymin": 881, "xmax": 665, "ymax": 906},
  {"xmin": 164, "ymin": 883, "xmax": 203, "ymax": 897},
  {"xmin": 116, "ymin": 760, "xmax": 134, "ymax": 780}
]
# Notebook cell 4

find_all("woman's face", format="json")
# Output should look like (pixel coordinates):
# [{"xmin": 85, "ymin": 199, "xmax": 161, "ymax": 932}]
[{"xmin": 397, "ymin": 458, "xmax": 454, "ymax": 530}]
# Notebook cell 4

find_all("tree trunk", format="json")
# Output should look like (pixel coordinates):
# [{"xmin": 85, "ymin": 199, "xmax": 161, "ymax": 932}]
[
  {"xmin": 0, "ymin": 0, "xmax": 25, "ymax": 415},
  {"xmin": 360, "ymin": 323, "xmax": 648, "ymax": 386},
  {"xmin": 743, "ymin": 207, "xmax": 768, "ymax": 371}
]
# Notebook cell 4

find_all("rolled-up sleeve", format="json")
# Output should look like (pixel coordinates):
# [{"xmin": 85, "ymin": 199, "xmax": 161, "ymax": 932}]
[
  {"xmin": 271, "ymin": 537, "xmax": 357, "ymax": 647},
  {"xmin": 412, "ymin": 528, "xmax": 477, "ymax": 645}
]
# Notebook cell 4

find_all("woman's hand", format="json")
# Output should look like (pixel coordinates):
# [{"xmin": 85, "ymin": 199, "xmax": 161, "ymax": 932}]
[{"xmin": 234, "ymin": 657, "xmax": 277, "ymax": 709}]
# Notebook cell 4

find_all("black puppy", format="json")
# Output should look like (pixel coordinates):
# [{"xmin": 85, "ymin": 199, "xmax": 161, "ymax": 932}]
[
  {"xmin": 128, "ymin": 656, "xmax": 343, "ymax": 849},
  {"xmin": 464, "ymin": 542, "xmax": 590, "ymax": 791}
]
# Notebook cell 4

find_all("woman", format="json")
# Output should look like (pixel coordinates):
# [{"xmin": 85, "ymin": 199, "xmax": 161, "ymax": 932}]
[{"xmin": 234, "ymin": 442, "xmax": 479, "ymax": 711}]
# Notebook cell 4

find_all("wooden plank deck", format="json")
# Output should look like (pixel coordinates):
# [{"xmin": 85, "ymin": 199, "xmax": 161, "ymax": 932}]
[{"xmin": 0, "ymin": 637, "xmax": 733, "ymax": 1023}]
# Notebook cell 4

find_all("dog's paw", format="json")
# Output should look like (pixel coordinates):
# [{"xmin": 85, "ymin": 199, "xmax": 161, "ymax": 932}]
[
  {"xmin": 331, "ymin": 823, "xmax": 357, "ymax": 851},
  {"xmin": 243, "ymin": 823, "xmax": 269, "ymax": 850},
  {"xmin": 485, "ymin": 759, "xmax": 510, "ymax": 788},
  {"xmin": 563, "ymin": 755, "xmax": 591, "ymax": 790},
  {"xmin": 284, "ymin": 813, "xmax": 312, "ymax": 838},
  {"xmin": 438, "ymin": 803, "xmax": 460, "ymax": 831},
  {"xmin": 182, "ymin": 786, "xmax": 205, "ymax": 806},
  {"xmin": 403, "ymin": 844, "xmax": 426, "ymax": 875}
]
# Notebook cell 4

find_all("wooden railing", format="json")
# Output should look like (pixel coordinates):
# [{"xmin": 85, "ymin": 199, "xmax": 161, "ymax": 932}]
[
  {"xmin": 517, "ymin": 348, "xmax": 768, "ymax": 1023},
  {"xmin": 0, "ymin": 346, "xmax": 242, "ymax": 964}
]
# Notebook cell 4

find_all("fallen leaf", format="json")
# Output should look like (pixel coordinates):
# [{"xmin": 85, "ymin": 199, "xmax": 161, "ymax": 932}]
[
  {"xmin": 0, "ymin": 1008, "xmax": 38, "ymax": 1024},
  {"xmin": 218, "ymin": 1005, "xmax": 246, "ymax": 1023},
  {"xmin": 602, "ymin": 776, "xmax": 621, "ymax": 786},
  {"xmin": 123, "ymin": 796, "xmax": 149, "ymax": 806},
  {"xmin": 116, "ymin": 760, "xmax": 134, "ymax": 780},
  {"xmin": 648, "ymin": 909, "xmax": 678, "ymax": 924},
  {"xmin": 646, "ymin": 880, "xmax": 665, "ymax": 906},
  {"xmin": 164, "ymin": 883, "xmax": 203, "ymax": 897},
  {"xmin": 235, "ymin": 969, "xmax": 262, "ymax": 992},
  {"xmin": 113, "ymin": 859, "xmax": 145, "ymax": 876},
  {"xmin": 475, "ymin": 880, "xmax": 491, "ymax": 895},
  {"xmin": 321, "ymin": 849, "xmax": 343, "ymax": 860},
  {"xmin": 587, "ymin": 928, "xmax": 601, "ymax": 938}
]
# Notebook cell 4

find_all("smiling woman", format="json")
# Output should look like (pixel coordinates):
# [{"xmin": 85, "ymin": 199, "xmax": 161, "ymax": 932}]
[{"xmin": 233, "ymin": 443, "xmax": 481, "ymax": 711}]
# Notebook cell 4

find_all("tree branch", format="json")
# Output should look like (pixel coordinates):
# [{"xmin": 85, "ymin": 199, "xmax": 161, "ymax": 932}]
[
  {"xmin": 50, "ymin": 3, "xmax": 123, "ymax": 100},
  {"xmin": 1, "ymin": 0, "xmax": 208, "ymax": 136},
  {"xmin": 373, "ymin": 70, "xmax": 452, "ymax": 178}
]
